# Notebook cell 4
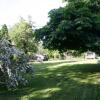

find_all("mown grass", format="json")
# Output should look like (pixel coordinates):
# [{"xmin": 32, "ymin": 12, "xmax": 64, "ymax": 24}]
[{"xmin": 0, "ymin": 60, "xmax": 100, "ymax": 100}]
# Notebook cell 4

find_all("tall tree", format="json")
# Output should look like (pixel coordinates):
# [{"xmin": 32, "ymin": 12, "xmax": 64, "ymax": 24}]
[
  {"xmin": 10, "ymin": 18, "xmax": 38, "ymax": 54},
  {"xmin": 35, "ymin": 0, "xmax": 100, "ymax": 53},
  {"xmin": 0, "ymin": 24, "xmax": 9, "ymax": 40}
]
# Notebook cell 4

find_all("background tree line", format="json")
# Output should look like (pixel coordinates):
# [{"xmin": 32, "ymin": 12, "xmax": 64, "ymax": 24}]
[
  {"xmin": 0, "ymin": 19, "xmax": 61, "ymax": 60},
  {"xmin": 0, "ymin": 18, "xmax": 38, "ymax": 55}
]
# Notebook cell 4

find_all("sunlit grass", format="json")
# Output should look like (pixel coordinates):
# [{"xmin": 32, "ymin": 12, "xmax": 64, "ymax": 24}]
[
  {"xmin": 21, "ymin": 87, "xmax": 61, "ymax": 100},
  {"xmin": 0, "ymin": 59, "xmax": 100, "ymax": 100}
]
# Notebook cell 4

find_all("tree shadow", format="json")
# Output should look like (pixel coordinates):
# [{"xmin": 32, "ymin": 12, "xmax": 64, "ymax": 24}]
[
  {"xmin": 1, "ymin": 62, "xmax": 100, "ymax": 100},
  {"xmin": 28, "ymin": 63, "xmax": 100, "ymax": 100}
]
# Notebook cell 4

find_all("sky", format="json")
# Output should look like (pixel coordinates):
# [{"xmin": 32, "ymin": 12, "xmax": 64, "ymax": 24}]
[{"xmin": 0, "ymin": 0, "xmax": 66, "ymax": 28}]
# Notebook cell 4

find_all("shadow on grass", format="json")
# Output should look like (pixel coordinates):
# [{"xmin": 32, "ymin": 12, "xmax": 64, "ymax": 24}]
[{"xmin": 1, "ymin": 61, "xmax": 100, "ymax": 100}]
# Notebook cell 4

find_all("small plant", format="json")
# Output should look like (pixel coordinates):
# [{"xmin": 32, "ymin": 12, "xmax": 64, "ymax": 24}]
[{"xmin": 0, "ymin": 39, "xmax": 34, "ymax": 90}]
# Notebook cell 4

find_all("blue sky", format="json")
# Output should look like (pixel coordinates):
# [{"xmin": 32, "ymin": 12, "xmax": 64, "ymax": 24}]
[{"xmin": 0, "ymin": 0, "xmax": 66, "ymax": 28}]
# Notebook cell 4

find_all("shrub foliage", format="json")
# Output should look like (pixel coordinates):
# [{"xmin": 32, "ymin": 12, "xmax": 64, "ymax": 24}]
[{"xmin": 0, "ymin": 39, "xmax": 33, "ymax": 90}]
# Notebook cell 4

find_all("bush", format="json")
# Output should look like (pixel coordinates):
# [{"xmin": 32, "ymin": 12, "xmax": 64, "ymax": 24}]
[{"xmin": 0, "ymin": 39, "xmax": 34, "ymax": 90}]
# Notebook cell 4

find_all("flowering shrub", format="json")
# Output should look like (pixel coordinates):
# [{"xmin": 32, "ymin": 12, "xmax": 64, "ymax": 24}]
[{"xmin": 0, "ymin": 39, "xmax": 34, "ymax": 90}]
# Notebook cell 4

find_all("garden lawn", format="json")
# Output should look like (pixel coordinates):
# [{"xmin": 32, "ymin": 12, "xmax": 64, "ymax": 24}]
[{"xmin": 0, "ymin": 60, "xmax": 100, "ymax": 100}]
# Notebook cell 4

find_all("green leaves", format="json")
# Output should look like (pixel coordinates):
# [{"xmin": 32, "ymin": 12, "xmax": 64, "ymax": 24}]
[
  {"xmin": 35, "ymin": 0, "xmax": 100, "ymax": 52},
  {"xmin": 0, "ymin": 24, "xmax": 9, "ymax": 40},
  {"xmin": 10, "ymin": 18, "xmax": 38, "ymax": 54}
]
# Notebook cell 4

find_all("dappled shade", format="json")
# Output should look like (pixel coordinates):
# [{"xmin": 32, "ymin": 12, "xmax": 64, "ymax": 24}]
[{"xmin": 1, "ymin": 60, "xmax": 100, "ymax": 100}]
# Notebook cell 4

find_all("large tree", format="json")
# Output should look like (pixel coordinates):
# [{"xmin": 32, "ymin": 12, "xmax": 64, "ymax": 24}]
[
  {"xmin": 10, "ymin": 18, "xmax": 38, "ymax": 54},
  {"xmin": 35, "ymin": 0, "xmax": 100, "ymax": 53}
]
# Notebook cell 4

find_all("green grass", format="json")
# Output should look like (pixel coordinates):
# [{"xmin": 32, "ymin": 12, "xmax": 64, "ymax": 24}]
[{"xmin": 0, "ymin": 60, "xmax": 100, "ymax": 100}]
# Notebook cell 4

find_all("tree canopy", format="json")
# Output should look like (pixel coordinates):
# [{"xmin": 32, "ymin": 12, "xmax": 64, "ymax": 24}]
[
  {"xmin": 35, "ymin": 0, "xmax": 100, "ymax": 53},
  {"xmin": 10, "ymin": 18, "xmax": 38, "ymax": 54}
]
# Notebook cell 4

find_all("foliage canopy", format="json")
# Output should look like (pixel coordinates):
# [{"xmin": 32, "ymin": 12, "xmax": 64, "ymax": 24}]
[
  {"xmin": 35, "ymin": 0, "xmax": 100, "ymax": 52},
  {"xmin": 10, "ymin": 18, "xmax": 38, "ymax": 54}
]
